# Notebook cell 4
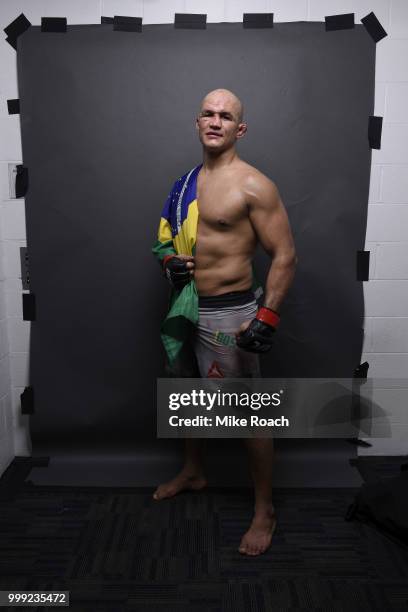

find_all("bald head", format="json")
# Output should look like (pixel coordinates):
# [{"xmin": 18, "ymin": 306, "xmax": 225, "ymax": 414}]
[{"xmin": 199, "ymin": 88, "xmax": 244, "ymax": 123}]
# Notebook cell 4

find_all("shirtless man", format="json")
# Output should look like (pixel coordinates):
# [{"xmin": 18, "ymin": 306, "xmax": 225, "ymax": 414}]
[{"xmin": 153, "ymin": 89, "xmax": 297, "ymax": 556}]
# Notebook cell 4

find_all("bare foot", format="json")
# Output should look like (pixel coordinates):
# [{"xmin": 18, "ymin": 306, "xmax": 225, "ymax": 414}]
[
  {"xmin": 238, "ymin": 506, "xmax": 277, "ymax": 556},
  {"xmin": 152, "ymin": 470, "xmax": 207, "ymax": 500}
]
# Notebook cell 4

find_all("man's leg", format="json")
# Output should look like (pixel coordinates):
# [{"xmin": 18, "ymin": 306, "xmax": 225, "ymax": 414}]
[
  {"xmin": 154, "ymin": 341, "xmax": 207, "ymax": 501},
  {"xmin": 190, "ymin": 296, "xmax": 277, "ymax": 555},
  {"xmin": 238, "ymin": 437, "xmax": 276, "ymax": 556},
  {"xmin": 153, "ymin": 438, "xmax": 207, "ymax": 500}
]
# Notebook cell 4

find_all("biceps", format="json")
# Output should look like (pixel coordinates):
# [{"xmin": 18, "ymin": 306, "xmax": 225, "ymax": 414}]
[{"xmin": 250, "ymin": 204, "xmax": 294, "ymax": 255}]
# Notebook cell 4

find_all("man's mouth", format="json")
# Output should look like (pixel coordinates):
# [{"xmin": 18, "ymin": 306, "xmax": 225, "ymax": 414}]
[{"xmin": 206, "ymin": 132, "xmax": 222, "ymax": 138}]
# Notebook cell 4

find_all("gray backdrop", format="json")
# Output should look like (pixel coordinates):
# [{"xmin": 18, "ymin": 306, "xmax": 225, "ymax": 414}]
[{"xmin": 17, "ymin": 22, "xmax": 374, "ymax": 455}]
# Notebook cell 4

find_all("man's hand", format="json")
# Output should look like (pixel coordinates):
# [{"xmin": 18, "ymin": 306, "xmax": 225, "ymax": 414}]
[
  {"xmin": 235, "ymin": 307, "xmax": 280, "ymax": 353},
  {"xmin": 163, "ymin": 254, "xmax": 195, "ymax": 290}
]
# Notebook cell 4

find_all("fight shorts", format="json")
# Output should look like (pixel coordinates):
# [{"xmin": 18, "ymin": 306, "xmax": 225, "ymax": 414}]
[{"xmin": 193, "ymin": 290, "xmax": 260, "ymax": 378}]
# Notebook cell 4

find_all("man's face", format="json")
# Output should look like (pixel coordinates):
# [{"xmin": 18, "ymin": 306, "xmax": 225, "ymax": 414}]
[{"xmin": 196, "ymin": 94, "xmax": 246, "ymax": 151}]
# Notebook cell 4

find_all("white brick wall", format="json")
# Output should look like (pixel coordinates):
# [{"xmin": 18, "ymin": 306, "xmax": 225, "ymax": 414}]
[
  {"xmin": 382, "ymin": 166, "xmax": 408, "ymax": 202},
  {"xmin": 0, "ymin": 1, "xmax": 407, "ymax": 472}
]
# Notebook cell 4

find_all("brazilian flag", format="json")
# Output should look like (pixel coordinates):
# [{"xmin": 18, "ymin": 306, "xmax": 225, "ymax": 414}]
[{"xmin": 152, "ymin": 164, "xmax": 202, "ymax": 364}]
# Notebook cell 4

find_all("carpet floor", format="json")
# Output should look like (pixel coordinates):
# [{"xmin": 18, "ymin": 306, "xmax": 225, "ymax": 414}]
[{"xmin": 1, "ymin": 479, "xmax": 408, "ymax": 611}]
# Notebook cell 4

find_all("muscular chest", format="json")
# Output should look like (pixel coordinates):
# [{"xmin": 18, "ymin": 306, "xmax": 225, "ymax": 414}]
[{"xmin": 197, "ymin": 174, "xmax": 247, "ymax": 230}]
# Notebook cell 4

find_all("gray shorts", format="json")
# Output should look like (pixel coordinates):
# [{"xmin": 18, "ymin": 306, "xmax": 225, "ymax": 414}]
[{"xmin": 193, "ymin": 292, "xmax": 260, "ymax": 378}]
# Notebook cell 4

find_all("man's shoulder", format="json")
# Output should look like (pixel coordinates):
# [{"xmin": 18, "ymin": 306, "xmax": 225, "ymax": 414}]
[{"xmin": 237, "ymin": 161, "xmax": 279, "ymax": 201}]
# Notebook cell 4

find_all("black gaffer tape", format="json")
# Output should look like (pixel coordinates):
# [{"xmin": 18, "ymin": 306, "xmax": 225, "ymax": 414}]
[
  {"xmin": 15, "ymin": 165, "xmax": 28, "ymax": 198},
  {"xmin": 113, "ymin": 16, "xmax": 142, "ymax": 32},
  {"xmin": 368, "ymin": 116, "xmax": 383, "ymax": 149},
  {"xmin": 23, "ymin": 293, "xmax": 36, "ymax": 321},
  {"xmin": 175, "ymin": 13, "xmax": 207, "ymax": 29},
  {"xmin": 357, "ymin": 250, "xmax": 370, "ymax": 281},
  {"xmin": 101, "ymin": 16, "xmax": 114, "ymax": 24},
  {"xmin": 361, "ymin": 12, "xmax": 387, "ymax": 42},
  {"xmin": 325, "ymin": 13, "xmax": 355, "ymax": 31},
  {"xmin": 3, "ymin": 13, "xmax": 31, "ymax": 49},
  {"xmin": 41, "ymin": 17, "xmax": 67, "ymax": 32},
  {"xmin": 353, "ymin": 361, "xmax": 369, "ymax": 378},
  {"xmin": 243, "ymin": 13, "xmax": 274, "ymax": 28},
  {"xmin": 21, "ymin": 386, "xmax": 34, "ymax": 415},
  {"xmin": 7, "ymin": 99, "xmax": 20, "ymax": 114},
  {"xmin": 5, "ymin": 37, "xmax": 17, "ymax": 50}
]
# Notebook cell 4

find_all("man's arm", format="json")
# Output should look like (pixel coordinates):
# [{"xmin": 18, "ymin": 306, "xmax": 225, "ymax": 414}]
[
  {"xmin": 235, "ymin": 173, "xmax": 296, "ymax": 353},
  {"xmin": 246, "ymin": 173, "xmax": 297, "ymax": 312},
  {"xmin": 152, "ymin": 186, "xmax": 194, "ymax": 288}
]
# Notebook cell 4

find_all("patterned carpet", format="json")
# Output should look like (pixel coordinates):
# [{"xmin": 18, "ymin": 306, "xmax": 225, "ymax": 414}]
[{"xmin": 1, "ymin": 481, "xmax": 408, "ymax": 611}]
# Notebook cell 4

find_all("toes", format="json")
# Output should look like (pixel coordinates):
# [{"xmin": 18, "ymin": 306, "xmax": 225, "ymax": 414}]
[
  {"xmin": 238, "ymin": 539, "xmax": 248, "ymax": 554},
  {"xmin": 238, "ymin": 540, "xmax": 259, "ymax": 556},
  {"xmin": 152, "ymin": 487, "xmax": 168, "ymax": 500},
  {"xmin": 250, "ymin": 544, "xmax": 264, "ymax": 556},
  {"xmin": 238, "ymin": 535, "xmax": 272, "ymax": 556}
]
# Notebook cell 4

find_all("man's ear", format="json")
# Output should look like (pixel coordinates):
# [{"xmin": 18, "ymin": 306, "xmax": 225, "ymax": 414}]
[
  {"xmin": 236, "ymin": 122, "xmax": 248, "ymax": 139},
  {"xmin": 195, "ymin": 116, "xmax": 200, "ymax": 131}
]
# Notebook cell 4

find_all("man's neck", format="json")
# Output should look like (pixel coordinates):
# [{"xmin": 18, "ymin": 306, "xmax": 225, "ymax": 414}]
[{"xmin": 202, "ymin": 147, "xmax": 238, "ymax": 172}]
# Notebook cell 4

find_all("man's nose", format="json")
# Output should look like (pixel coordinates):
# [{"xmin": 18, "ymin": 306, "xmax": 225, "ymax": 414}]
[{"xmin": 209, "ymin": 115, "xmax": 222, "ymax": 128}]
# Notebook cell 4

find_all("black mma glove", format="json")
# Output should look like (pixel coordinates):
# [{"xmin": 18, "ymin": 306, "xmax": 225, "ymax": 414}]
[
  {"xmin": 236, "ymin": 306, "xmax": 280, "ymax": 353},
  {"xmin": 163, "ymin": 255, "xmax": 191, "ymax": 291}
]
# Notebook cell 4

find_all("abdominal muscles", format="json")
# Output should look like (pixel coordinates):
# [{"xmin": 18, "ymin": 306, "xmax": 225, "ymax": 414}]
[{"xmin": 194, "ymin": 220, "xmax": 256, "ymax": 296}]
